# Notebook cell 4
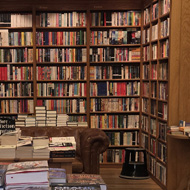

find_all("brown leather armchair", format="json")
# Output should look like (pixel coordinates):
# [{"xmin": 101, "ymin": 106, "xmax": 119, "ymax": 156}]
[{"xmin": 20, "ymin": 126, "xmax": 109, "ymax": 174}]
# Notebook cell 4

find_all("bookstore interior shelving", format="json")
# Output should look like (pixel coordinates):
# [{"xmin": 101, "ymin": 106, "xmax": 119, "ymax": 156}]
[{"xmin": 0, "ymin": 0, "xmax": 172, "ymax": 189}]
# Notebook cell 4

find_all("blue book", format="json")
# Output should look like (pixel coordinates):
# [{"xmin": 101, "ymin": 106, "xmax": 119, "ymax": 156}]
[{"xmin": 97, "ymin": 82, "xmax": 107, "ymax": 96}]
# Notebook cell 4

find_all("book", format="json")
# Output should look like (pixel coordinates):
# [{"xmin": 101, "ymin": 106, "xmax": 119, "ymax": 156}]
[
  {"xmin": 49, "ymin": 168, "xmax": 66, "ymax": 184},
  {"xmin": 51, "ymin": 184, "xmax": 101, "ymax": 190},
  {"xmin": 67, "ymin": 174, "xmax": 107, "ymax": 190},
  {"xmin": 0, "ymin": 163, "xmax": 8, "ymax": 187},
  {"xmin": 5, "ymin": 160, "xmax": 49, "ymax": 186}
]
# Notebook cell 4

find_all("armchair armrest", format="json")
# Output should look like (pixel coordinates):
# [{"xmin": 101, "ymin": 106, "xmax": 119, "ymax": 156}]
[{"xmin": 80, "ymin": 128, "xmax": 109, "ymax": 174}]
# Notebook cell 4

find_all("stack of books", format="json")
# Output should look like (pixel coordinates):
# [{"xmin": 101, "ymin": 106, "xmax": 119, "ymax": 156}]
[
  {"xmin": 57, "ymin": 114, "xmax": 68, "ymax": 127},
  {"xmin": 35, "ymin": 106, "xmax": 46, "ymax": 127},
  {"xmin": 25, "ymin": 116, "xmax": 36, "ymax": 127},
  {"xmin": 49, "ymin": 137, "xmax": 76, "ymax": 158},
  {"xmin": 15, "ymin": 114, "xmax": 28, "ymax": 127},
  {"xmin": 16, "ymin": 136, "xmax": 33, "ymax": 158},
  {"xmin": 5, "ymin": 161, "xmax": 49, "ymax": 190},
  {"xmin": 0, "ymin": 164, "xmax": 8, "ymax": 190},
  {"xmin": 46, "ymin": 110, "xmax": 57, "ymax": 127},
  {"xmin": 0, "ymin": 145, "xmax": 16, "ymax": 158},
  {"xmin": 67, "ymin": 121, "xmax": 78, "ymax": 127},
  {"xmin": 33, "ymin": 136, "xmax": 50, "ymax": 158}
]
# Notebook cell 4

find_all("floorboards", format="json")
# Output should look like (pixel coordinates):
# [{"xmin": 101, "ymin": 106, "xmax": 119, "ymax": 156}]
[{"xmin": 100, "ymin": 167, "xmax": 162, "ymax": 190}]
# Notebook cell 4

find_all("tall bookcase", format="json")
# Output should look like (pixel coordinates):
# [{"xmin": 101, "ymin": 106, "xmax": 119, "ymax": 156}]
[
  {"xmin": 142, "ymin": 0, "xmax": 170, "ymax": 189},
  {"xmin": 0, "ymin": 0, "xmax": 174, "ymax": 189}
]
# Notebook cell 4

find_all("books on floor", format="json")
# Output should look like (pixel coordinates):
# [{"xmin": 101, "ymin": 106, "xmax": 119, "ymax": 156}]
[
  {"xmin": 5, "ymin": 160, "xmax": 49, "ymax": 190},
  {"xmin": 49, "ymin": 168, "xmax": 66, "ymax": 185}
]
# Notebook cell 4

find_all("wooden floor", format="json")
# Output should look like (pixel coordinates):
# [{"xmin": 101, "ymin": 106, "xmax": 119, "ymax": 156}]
[{"xmin": 100, "ymin": 167, "xmax": 162, "ymax": 190}]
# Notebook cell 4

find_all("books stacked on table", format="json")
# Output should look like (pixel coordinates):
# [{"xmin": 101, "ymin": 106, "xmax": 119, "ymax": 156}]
[
  {"xmin": 5, "ymin": 160, "xmax": 49, "ymax": 190},
  {"xmin": 25, "ymin": 116, "xmax": 36, "ymax": 127},
  {"xmin": 49, "ymin": 137, "xmax": 76, "ymax": 158},
  {"xmin": 46, "ymin": 110, "xmax": 57, "ymax": 127},
  {"xmin": 0, "ymin": 145, "xmax": 16, "ymax": 159},
  {"xmin": 35, "ymin": 106, "xmax": 46, "ymax": 127},
  {"xmin": 49, "ymin": 168, "xmax": 66, "ymax": 185},
  {"xmin": 0, "ymin": 163, "xmax": 8, "ymax": 190},
  {"xmin": 51, "ymin": 174, "xmax": 106, "ymax": 190},
  {"xmin": 15, "ymin": 114, "xmax": 28, "ymax": 127},
  {"xmin": 33, "ymin": 136, "xmax": 50, "ymax": 158},
  {"xmin": 57, "ymin": 114, "xmax": 68, "ymax": 127},
  {"xmin": 66, "ymin": 121, "xmax": 78, "ymax": 127},
  {"xmin": 16, "ymin": 136, "xmax": 33, "ymax": 158}
]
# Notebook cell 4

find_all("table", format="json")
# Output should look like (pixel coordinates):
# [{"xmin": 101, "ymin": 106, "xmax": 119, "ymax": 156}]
[
  {"xmin": 0, "ymin": 158, "xmax": 74, "ymax": 174},
  {"xmin": 167, "ymin": 134, "xmax": 190, "ymax": 190}
]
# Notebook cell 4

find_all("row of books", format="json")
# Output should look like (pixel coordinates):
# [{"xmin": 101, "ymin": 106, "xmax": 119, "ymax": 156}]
[
  {"xmin": 141, "ymin": 115, "xmax": 149, "ymax": 131},
  {"xmin": 159, "ymin": 83, "xmax": 168, "ymax": 100},
  {"xmin": 156, "ymin": 162, "xmax": 166, "ymax": 185},
  {"xmin": 150, "ymin": 118, "xmax": 156, "ymax": 136},
  {"xmin": 90, "ymin": 81, "xmax": 140, "ymax": 96},
  {"xmin": 0, "ymin": 13, "xmax": 32, "ymax": 27},
  {"xmin": 152, "ymin": 24, "xmax": 158, "ymax": 41},
  {"xmin": 37, "ymin": 82, "xmax": 86, "ymax": 97},
  {"xmin": 142, "ymin": 28, "xmax": 150, "ymax": 44},
  {"xmin": 90, "ymin": 114, "xmax": 139, "ymax": 129},
  {"xmin": 36, "ymin": 31, "xmax": 86, "ymax": 45},
  {"xmin": 36, "ymin": 48, "xmax": 87, "ymax": 62},
  {"xmin": 152, "ymin": 44, "xmax": 158, "ymax": 60},
  {"xmin": 142, "ymin": 62, "xmax": 168, "ymax": 80},
  {"xmin": 161, "ymin": 0, "xmax": 170, "ymax": 15},
  {"xmin": 0, "ymin": 66, "xmax": 33, "ymax": 81},
  {"xmin": 90, "ymin": 30, "xmax": 141, "ymax": 45},
  {"xmin": 151, "ymin": 82, "xmax": 157, "ymax": 98},
  {"xmin": 0, "ymin": 82, "xmax": 33, "ymax": 97},
  {"xmin": 158, "ymin": 102, "xmax": 168, "ymax": 120},
  {"xmin": 160, "ymin": 39, "xmax": 169, "ymax": 58},
  {"xmin": 91, "ymin": 11, "xmax": 141, "ymax": 26},
  {"xmin": 152, "ymin": 2, "xmax": 159, "ymax": 20},
  {"xmin": 161, "ymin": 18, "xmax": 170, "ymax": 38},
  {"xmin": 0, "ymin": 48, "xmax": 33, "ymax": 63},
  {"xmin": 143, "ymin": 46, "xmax": 150, "ymax": 61},
  {"xmin": 16, "ymin": 108, "xmax": 88, "ymax": 127},
  {"xmin": 90, "ymin": 98, "xmax": 140, "ymax": 112},
  {"xmin": 150, "ymin": 138, "xmax": 156, "ymax": 155},
  {"xmin": 0, "ymin": 99, "xmax": 34, "ymax": 114},
  {"xmin": 142, "ymin": 82, "xmax": 149, "ymax": 97},
  {"xmin": 39, "ymin": 12, "xmax": 86, "ymax": 27},
  {"xmin": 36, "ymin": 66, "xmax": 86, "ymax": 80},
  {"xmin": 105, "ymin": 131, "xmax": 139, "ymax": 146},
  {"xmin": 144, "ymin": 8, "xmax": 150, "ymax": 25},
  {"xmin": 90, "ymin": 47, "xmax": 140, "ymax": 62},
  {"xmin": 142, "ymin": 98, "xmax": 149, "ymax": 113},
  {"xmin": 37, "ymin": 99, "xmax": 86, "ymax": 113},
  {"xmin": 90, "ymin": 65, "xmax": 140, "ymax": 80},
  {"xmin": 141, "ymin": 133, "xmax": 148, "ymax": 150},
  {"xmin": 158, "ymin": 142, "xmax": 167, "ymax": 163},
  {"xmin": 0, "ymin": 30, "xmax": 33, "ymax": 46}
]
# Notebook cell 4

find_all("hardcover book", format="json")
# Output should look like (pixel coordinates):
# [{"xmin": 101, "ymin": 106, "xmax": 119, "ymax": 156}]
[
  {"xmin": 49, "ymin": 168, "xmax": 66, "ymax": 184},
  {"xmin": 5, "ymin": 160, "xmax": 49, "ymax": 186},
  {"xmin": 67, "ymin": 174, "xmax": 107, "ymax": 190}
]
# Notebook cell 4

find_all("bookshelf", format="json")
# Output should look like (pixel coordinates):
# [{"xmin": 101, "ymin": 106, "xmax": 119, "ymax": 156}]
[
  {"xmin": 0, "ymin": 0, "xmax": 183, "ymax": 189},
  {"xmin": 142, "ymin": 0, "xmax": 170, "ymax": 189},
  {"xmin": 89, "ymin": 10, "xmax": 141, "ymax": 165}
]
